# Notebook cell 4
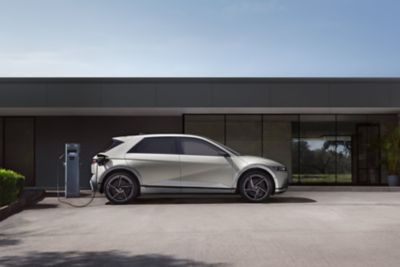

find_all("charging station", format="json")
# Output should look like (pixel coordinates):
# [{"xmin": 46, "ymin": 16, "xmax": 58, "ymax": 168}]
[{"xmin": 65, "ymin": 143, "xmax": 80, "ymax": 197}]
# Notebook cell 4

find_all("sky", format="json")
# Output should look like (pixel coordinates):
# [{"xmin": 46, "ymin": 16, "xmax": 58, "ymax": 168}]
[{"xmin": 0, "ymin": 0, "xmax": 399, "ymax": 77}]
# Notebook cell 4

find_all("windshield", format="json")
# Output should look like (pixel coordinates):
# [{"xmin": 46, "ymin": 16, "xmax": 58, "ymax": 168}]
[{"xmin": 213, "ymin": 140, "xmax": 240, "ymax": 156}]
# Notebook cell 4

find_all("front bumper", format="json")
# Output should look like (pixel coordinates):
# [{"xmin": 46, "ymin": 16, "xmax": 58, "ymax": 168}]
[
  {"xmin": 275, "ymin": 186, "xmax": 288, "ymax": 194},
  {"xmin": 273, "ymin": 171, "xmax": 289, "ymax": 194}
]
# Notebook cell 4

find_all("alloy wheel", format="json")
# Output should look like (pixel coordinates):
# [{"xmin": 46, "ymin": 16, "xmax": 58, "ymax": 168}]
[
  {"xmin": 243, "ymin": 174, "xmax": 270, "ymax": 201},
  {"xmin": 105, "ymin": 174, "xmax": 135, "ymax": 203}
]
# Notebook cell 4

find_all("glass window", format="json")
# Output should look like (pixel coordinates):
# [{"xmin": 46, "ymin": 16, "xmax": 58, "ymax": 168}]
[
  {"xmin": 129, "ymin": 137, "xmax": 177, "ymax": 154},
  {"xmin": 226, "ymin": 115, "xmax": 262, "ymax": 156},
  {"xmin": 183, "ymin": 113, "xmax": 398, "ymax": 185},
  {"xmin": 180, "ymin": 137, "xmax": 224, "ymax": 156},
  {"xmin": 296, "ymin": 115, "xmax": 336, "ymax": 184},
  {"xmin": 366, "ymin": 115, "xmax": 398, "ymax": 184},
  {"xmin": 336, "ymin": 115, "xmax": 368, "ymax": 184}
]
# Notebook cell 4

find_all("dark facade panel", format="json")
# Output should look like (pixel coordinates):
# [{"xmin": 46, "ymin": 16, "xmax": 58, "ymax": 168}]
[
  {"xmin": 0, "ymin": 83, "xmax": 46, "ymax": 107},
  {"xmin": 46, "ymin": 82, "xmax": 103, "ymax": 107},
  {"xmin": 389, "ymin": 86, "xmax": 400, "ymax": 107},
  {"xmin": 329, "ymin": 82, "xmax": 391, "ymax": 107},
  {"xmin": 267, "ymin": 82, "xmax": 330, "ymax": 107},
  {"xmin": 211, "ymin": 83, "xmax": 267, "ymax": 107},
  {"xmin": 35, "ymin": 116, "xmax": 182, "ymax": 188},
  {"xmin": 4, "ymin": 118, "xmax": 35, "ymax": 186},
  {"xmin": 0, "ymin": 78, "xmax": 400, "ymax": 109},
  {"xmin": 156, "ymin": 83, "xmax": 212, "ymax": 107},
  {"xmin": 0, "ymin": 118, "xmax": 2, "ymax": 167},
  {"xmin": 101, "ymin": 82, "xmax": 157, "ymax": 107}
]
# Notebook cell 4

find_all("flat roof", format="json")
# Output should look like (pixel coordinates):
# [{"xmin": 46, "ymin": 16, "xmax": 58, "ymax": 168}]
[
  {"xmin": 1, "ymin": 77, "xmax": 400, "ymax": 83},
  {"xmin": 0, "ymin": 78, "xmax": 399, "ymax": 115}
]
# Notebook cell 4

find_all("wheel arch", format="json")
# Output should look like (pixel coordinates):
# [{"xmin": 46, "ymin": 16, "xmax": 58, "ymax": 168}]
[
  {"xmin": 99, "ymin": 166, "xmax": 142, "ymax": 193},
  {"xmin": 235, "ymin": 166, "xmax": 277, "ymax": 194}
]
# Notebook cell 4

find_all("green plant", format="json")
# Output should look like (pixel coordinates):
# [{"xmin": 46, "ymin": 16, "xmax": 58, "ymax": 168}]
[
  {"xmin": 0, "ymin": 168, "xmax": 25, "ymax": 206},
  {"xmin": 381, "ymin": 126, "xmax": 400, "ymax": 175}
]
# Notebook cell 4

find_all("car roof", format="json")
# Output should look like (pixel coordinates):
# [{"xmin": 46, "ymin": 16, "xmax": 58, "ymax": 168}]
[{"xmin": 112, "ymin": 133, "xmax": 206, "ymax": 141}]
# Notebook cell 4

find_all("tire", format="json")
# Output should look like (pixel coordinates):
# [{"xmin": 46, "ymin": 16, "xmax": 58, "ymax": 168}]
[
  {"xmin": 104, "ymin": 172, "xmax": 139, "ymax": 204},
  {"xmin": 239, "ymin": 170, "xmax": 273, "ymax": 203}
]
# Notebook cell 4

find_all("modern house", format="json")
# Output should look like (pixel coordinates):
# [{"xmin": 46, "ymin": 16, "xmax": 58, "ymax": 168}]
[{"xmin": 0, "ymin": 78, "xmax": 399, "ymax": 188}]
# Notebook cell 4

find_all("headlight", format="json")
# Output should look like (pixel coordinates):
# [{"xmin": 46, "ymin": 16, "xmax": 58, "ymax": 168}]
[{"xmin": 271, "ymin": 166, "xmax": 288, "ymax": 172}]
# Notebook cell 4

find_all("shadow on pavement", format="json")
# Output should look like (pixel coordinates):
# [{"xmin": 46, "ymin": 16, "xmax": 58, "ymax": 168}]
[
  {"xmin": 0, "ymin": 251, "xmax": 227, "ymax": 267},
  {"xmin": 269, "ymin": 197, "xmax": 316, "ymax": 204},
  {"xmin": 45, "ymin": 192, "xmax": 93, "ymax": 198},
  {"xmin": 0, "ymin": 231, "xmax": 35, "ymax": 247},
  {"xmin": 25, "ymin": 203, "xmax": 59, "ymax": 210},
  {"xmin": 0, "ymin": 236, "xmax": 21, "ymax": 247},
  {"xmin": 106, "ymin": 195, "xmax": 316, "ymax": 205}
]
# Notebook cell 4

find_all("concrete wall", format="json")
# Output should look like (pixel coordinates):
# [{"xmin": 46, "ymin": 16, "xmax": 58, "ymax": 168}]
[{"xmin": 35, "ymin": 116, "xmax": 182, "ymax": 188}]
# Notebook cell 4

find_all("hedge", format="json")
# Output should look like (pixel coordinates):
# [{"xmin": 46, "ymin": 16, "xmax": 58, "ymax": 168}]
[{"xmin": 0, "ymin": 168, "xmax": 25, "ymax": 206}]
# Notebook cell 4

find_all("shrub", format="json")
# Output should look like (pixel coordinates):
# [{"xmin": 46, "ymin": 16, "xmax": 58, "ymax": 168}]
[
  {"xmin": 0, "ymin": 168, "xmax": 25, "ymax": 206},
  {"xmin": 381, "ymin": 126, "xmax": 400, "ymax": 175}
]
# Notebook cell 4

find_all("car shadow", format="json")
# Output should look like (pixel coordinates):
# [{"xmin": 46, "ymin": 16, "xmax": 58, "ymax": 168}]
[
  {"xmin": 0, "ymin": 251, "xmax": 227, "ymax": 267},
  {"xmin": 106, "ymin": 195, "xmax": 316, "ymax": 205}
]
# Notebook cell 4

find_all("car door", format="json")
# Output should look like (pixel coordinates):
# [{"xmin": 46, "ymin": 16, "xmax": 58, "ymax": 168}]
[
  {"xmin": 124, "ymin": 137, "xmax": 181, "ymax": 187},
  {"xmin": 178, "ymin": 137, "xmax": 236, "ymax": 189}
]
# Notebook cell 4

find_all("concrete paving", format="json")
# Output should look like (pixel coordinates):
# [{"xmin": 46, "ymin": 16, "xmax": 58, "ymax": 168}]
[{"xmin": 1, "ymin": 191, "xmax": 400, "ymax": 267}]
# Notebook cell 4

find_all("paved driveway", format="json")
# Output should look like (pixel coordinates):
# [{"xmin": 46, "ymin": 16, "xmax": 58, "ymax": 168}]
[{"xmin": 1, "ymin": 191, "xmax": 400, "ymax": 267}]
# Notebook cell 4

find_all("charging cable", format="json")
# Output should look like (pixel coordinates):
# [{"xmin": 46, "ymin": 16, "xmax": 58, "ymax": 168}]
[{"xmin": 56, "ymin": 153, "xmax": 96, "ymax": 208}]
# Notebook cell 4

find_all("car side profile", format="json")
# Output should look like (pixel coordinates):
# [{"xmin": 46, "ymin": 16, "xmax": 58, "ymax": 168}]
[{"xmin": 90, "ymin": 134, "xmax": 289, "ymax": 204}]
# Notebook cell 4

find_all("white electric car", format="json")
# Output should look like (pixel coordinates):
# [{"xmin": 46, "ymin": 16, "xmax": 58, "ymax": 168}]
[{"xmin": 90, "ymin": 134, "xmax": 289, "ymax": 204}]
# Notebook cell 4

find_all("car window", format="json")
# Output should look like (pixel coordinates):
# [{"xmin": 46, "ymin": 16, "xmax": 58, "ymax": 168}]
[
  {"xmin": 129, "ymin": 137, "xmax": 177, "ymax": 154},
  {"xmin": 104, "ymin": 139, "xmax": 124, "ymax": 152},
  {"xmin": 180, "ymin": 137, "xmax": 225, "ymax": 156}
]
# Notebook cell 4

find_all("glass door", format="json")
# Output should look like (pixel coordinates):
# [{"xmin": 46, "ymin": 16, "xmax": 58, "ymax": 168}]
[{"xmin": 356, "ymin": 124, "xmax": 380, "ymax": 184}]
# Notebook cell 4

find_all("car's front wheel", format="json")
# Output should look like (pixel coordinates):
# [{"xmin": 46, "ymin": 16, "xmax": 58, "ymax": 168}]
[
  {"xmin": 104, "ymin": 172, "xmax": 139, "ymax": 204},
  {"xmin": 239, "ymin": 171, "xmax": 273, "ymax": 202}
]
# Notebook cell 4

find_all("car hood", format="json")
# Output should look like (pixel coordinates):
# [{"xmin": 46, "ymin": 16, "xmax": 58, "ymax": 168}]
[{"xmin": 237, "ymin": 155, "xmax": 284, "ymax": 167}]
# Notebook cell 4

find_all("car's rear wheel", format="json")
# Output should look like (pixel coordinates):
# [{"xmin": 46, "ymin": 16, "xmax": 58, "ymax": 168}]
[
  {"xmin": 104, "ymin": 172, "xmax": 139, "ymax": 204},
  {"xmin": 239, "ymin": 171, "xmax": 273, "ymax": 202}
]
